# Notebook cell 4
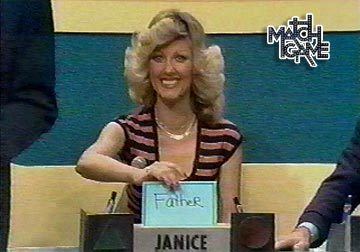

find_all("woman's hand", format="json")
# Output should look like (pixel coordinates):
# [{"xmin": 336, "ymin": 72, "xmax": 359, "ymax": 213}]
[{"xmin": 146, "ymin": 161, "xmax": 186, "ymax": 189}]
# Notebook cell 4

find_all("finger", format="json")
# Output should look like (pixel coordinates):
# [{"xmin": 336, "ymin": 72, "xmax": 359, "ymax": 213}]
[
  {"xmin": 293, "ymin": 241, "xmax": 310, "ymax": 251},
  {"xmin": 163, "ymin": 179, "xmax": 178, "ymax": 191},
  {"xmin": 167, "ymin": 175, "xmax": 179, "ymax": 186},
  {"xmin": 163, "ymin": 174, "xmax": 180, "ymax": 189},
  {"xmin": 162, "ymin": 177, "xmax": 172, "ymax": 187},
  {"xmin": 169, "ymin": 182, "xmax": 180, "ymax": 191},
  {"xmin": 275, "ymin": 239, "xmax": 295, "ymax": 250}
]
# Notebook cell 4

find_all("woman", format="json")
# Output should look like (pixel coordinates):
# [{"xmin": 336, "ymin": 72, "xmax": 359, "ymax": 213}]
[{"xmin": 76, "ymin": 9, "xmax": 243, "ymax": 223}]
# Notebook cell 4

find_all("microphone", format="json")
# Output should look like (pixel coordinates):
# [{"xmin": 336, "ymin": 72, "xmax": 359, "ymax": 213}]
[
  {"xmin": 131, "ymin": 156, "xmax": 147, "ymax": 169},
  {"xmin": 104, "ymin": 191, "xmax": 117, "ymax": 213}
]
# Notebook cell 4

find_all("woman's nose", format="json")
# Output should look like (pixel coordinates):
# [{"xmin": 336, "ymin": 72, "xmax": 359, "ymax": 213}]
[{"xmin": 163, "ymin": 60, "xmax": 176, "ymax": 73}]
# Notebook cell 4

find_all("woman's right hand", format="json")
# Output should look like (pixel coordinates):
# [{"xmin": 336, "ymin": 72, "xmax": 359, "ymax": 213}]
[
  {"xmin": 275, "ymin": 227, "xmax": 311, "ymax": 251},
  {"xmin": 143, "ymin": 161, "xmax": 186, "ymax": 189}
]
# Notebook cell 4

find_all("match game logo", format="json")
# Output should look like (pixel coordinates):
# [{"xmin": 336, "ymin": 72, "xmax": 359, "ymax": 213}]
[{"xmin": 267, "ymin": 13, "xmax": 330, "ymax": 67}]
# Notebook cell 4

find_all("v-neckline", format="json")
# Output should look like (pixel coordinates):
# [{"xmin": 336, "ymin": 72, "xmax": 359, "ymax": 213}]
[{"xmin": 151, "ymin": 107, "xmax": 200, "ymax": 178}]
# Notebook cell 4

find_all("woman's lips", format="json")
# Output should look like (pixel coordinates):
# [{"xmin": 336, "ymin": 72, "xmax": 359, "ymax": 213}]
[{"xmin": 161, "ymin": 79, "xmax": 178, "ymax": 88}]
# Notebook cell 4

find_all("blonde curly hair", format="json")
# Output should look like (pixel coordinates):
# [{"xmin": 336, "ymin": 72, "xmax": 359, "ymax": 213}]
[{"xmin": 124, "ymin": 9, "xmax": 225, "ymax": 124}]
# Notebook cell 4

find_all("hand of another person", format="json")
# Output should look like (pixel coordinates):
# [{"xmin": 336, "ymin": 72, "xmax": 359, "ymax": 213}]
[
  {"xmin": 146, "ymin": 161, "xmax": 186, "ymax": 189},
  {"xmin": 275, "ymin": 227, "xmax": 311, "ymax": 251}
]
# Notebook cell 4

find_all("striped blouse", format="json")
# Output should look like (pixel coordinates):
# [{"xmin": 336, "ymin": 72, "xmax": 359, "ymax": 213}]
[{"xmin": 114, "ymin": 106, "xmax": 243, "ymax": 222}]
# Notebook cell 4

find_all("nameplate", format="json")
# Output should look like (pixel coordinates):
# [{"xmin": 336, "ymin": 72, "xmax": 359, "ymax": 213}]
[
  {"xmin": 142, "ymin": 181, "xmax": 217, "ymax": 227},
  {"xmin": 134, "ymin": 224, "xmax": 230, "ymax": 252}
]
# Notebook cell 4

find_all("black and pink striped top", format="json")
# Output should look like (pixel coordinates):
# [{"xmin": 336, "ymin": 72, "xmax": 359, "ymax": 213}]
[{"xmin": 114, "ymin": 107, "xmax": 243, "ymax": 222}]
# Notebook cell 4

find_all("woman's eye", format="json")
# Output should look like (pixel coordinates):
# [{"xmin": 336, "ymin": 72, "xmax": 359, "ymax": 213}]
[
  {"xmin": 175, "ymin": 55, "xmax": 187, "ymax": 62},
  {"xmin": 151, "ymin": 55, "xmax": 164, "ymax": 63}
]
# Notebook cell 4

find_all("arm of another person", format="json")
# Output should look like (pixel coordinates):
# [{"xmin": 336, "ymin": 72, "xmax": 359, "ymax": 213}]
[
  {"xmin": 0, "ymin": 0, "xmax": 57, "ymax": 163},
  {"xmin": 219, "ymin": 145, "xmax": 242, "ymax": 223},
  {"xmin": 76, "ymin": 122, "xmax": 184, "ymax": 187},
  {"xmin": 276, "ymin": 119, "xmax": 360, "ymax": 250}
]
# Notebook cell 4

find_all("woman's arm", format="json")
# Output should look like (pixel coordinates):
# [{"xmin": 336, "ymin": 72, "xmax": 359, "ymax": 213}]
[
  {"xmin": 218, "ymin": 145, "xmax": 243, "ymax": 223},
  {"xmin": 75, "ymin": 122, "xmax": 185, "ymax": 187},
  {"xmin": 75, "ymin": 122, "xmax": 147, "ymax": 184}
]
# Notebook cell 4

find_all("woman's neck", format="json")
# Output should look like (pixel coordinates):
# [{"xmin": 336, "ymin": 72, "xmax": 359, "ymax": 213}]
[{"xmin": 154, "ymin": 97, "xmax": 195, "ymax": 131}]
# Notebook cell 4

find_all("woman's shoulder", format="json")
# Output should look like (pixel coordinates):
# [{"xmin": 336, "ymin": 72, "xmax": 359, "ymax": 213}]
[
  {"xmin": 202, "ymin": 118, "xmax": 241, "ymax": 132},
  {"xmin": 200, "ymin": 118, "xmax": 243, "ymax": 142},
  {"xmin": 112, "ymin": 107, "xmax": 154, "ymax": 140},
  {"xmin": 218, "ymin": 118, "xmax": 239, "ymax": 128},
  {"xmin": 114, "ymin": 106, "xmax": 154, "ymax": 125}
]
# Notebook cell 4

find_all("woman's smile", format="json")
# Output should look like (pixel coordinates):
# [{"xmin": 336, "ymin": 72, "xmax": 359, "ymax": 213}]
[{"xmin": 161, "ymin": 79, "xmax": 179, "ymax": 88}]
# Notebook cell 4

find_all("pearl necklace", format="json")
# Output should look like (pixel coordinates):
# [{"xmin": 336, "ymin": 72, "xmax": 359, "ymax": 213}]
[{"xmin": 156, "ymin": 115, "xmax": 197, "ymax": 141}]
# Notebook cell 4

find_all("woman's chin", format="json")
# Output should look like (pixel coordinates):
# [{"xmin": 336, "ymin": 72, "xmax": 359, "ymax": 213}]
[
  {"xmin": 156, "ymin": 89, "xmax": 191, "ymax": 106},
  {"xmin": 158, "ymin": 93, "xmax": 183, "ymax": 103}
]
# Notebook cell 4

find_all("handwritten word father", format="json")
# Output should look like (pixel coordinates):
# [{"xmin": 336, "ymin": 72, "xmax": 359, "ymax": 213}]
[{"xmin": 154, "ymin": 193, "xmax": 204, "ymax": 209}]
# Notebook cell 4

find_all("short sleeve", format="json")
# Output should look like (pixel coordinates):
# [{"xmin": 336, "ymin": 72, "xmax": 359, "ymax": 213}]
[
  {"xmin": 221, "ymin": 122, "xmax": 244, "ymax": 164},
  {"xmin": 113, "ymin": 115, "xmax": 130, "ymax": 139}
]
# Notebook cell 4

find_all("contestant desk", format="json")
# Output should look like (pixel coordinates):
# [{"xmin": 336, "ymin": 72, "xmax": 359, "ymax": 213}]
[
  {"xmin": 8, "ymin": 224, "xmax": 328, "ymax": 252},
  {"xmin": 9, "ymin": 164, "xmax": 360, "ymax": 250},
  {"xmin": 9, "ymin": 163, "xmax": 337, "ymax": 248}
]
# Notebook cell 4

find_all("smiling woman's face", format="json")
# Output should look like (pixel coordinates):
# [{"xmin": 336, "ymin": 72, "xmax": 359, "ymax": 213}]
[{"xmin": 149, "ymin": 37, "xmax": 193, "ymax": 104}]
